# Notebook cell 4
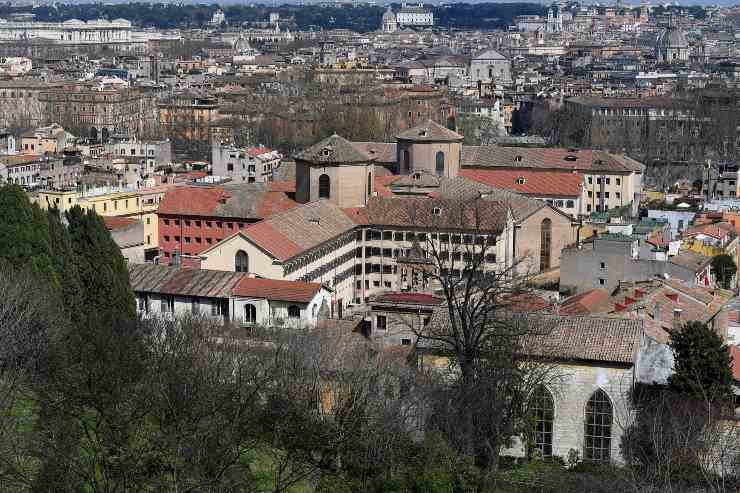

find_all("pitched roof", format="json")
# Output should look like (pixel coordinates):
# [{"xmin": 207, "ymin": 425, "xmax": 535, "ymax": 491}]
[
  {"xmin": 232, "ymin": 277, "xmax": 323, "ymax": 303},
  {"xmin": 421, "ymin": 308, "xmax": 643, "ymax": 365},
  {"xmin": 243, "ymin": 200, "xmax": 358, "ymax": 261},
  {"xmin": 293, "ymin": 133, "xmax": 373, "ymax": 165},
  {"xmin": 559, "ymin": 288, "xmax": 612, "ymax": 315},
  {"xmin": 459, "ymin": 168, "xmax": 583, "ymax": 197},
  {"xmin": 128, "ymin": 263, "xmax": 322, "ymax": 303},
  {"xmin": 461, "ymin": 146, "xmax": 644, "ymax": 173},
  {"xmin": 158, "ymin": 183, "xmax": 298, "ymax": 220},
  {"xmin": 473, "ymin": 48, "xmax": 508, "ymax": 60},
  {"xmin": 370, "ymin": 292, "xmax": 445, "ymax": 306},
  {"xmin": 396, "ymin": 120, "xmax": 463, "ymax": 142},
  {"xmin": 128, "ymin": 263, "xmax": 243, "ymax": 298},
  {"xmin": 352, "ymin": 142, "xmax": 398, "ymax": 165},
  {"xmin": 362, "ymin": 195, "xmax": 509, "ymax": 233},
  {"xmin": 437, "ymin": 176, "xmax": 546, "ymax": 222},
  {"xmin": 103, "ymin": 215, "xmax": 140, "ymax": 231}
]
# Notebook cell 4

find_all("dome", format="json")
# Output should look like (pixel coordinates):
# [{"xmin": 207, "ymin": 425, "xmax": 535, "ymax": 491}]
[
  {"xmin": 657, "ymin": 26, "xmax": 688, "ymax": 49},
  {"xmin": 382, "ymin": 7, "xmax": 395, "ymax": 22},
  {"xmin": 233, "ymin": 36, "xmax": 251, "ymax": 52}
]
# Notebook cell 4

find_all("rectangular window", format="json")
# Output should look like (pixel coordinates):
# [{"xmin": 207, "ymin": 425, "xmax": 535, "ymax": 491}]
[
  {"xmin": 211, "ymin": 300, "xmax": 221, "ymax": 316},
  {"xmin": 598, "ymin": 278, "xmax": 606, "ymax": 286},
  {"xmin": 191, "ymin": 297, "xmax": 200, "ymax": 314},
  {"xmin": 376, "ymin": 315, "xmax": 387, "ymax": 330}
]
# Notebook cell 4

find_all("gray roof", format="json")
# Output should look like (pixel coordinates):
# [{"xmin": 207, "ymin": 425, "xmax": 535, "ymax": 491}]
[
  {"xmin": 420, "ymin": 309, "xmax": 643, "ymax": 365},
  {"xmin": 396, "ymin": 120, "xmax": 463, "ymax": 143},
  {"xmin": 129, "ymin": 263, "xmax": 243, "ymax": 298},
  {"xmin": 473, "ymin": 48, "xmax": 508, "ymax": 61},
  {"xmin": 438, "ymin": 176, "xmax": 546, "ymax": 222},
  {"xmin": 294, "ymin": 133, "xmax": 373, "ymax": 165}
]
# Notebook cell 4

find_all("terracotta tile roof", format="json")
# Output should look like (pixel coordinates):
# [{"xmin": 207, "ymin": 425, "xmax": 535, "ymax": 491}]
[
  {"xmin": 103, "ymin": 215, "xmax": 140, "ymax": 231},
  {"xmin": 421, "ymin": 309, "xmax": 643, "ymax": 365},
  {"xmin": 669, "ymin": 250, "xmax": 712, "ymax": 272},
  {"xmin": 371, "ymin": 292, "xmax": 445, "ymax": 306},
  {"xmin": 158, "ymin": 186, "xmax": 228, "ymax": 216},
  {"xmin": 374, "ymin": 175, "xmax": 400, "ymax": 197},
  {"xmin": 128, "ymin": 263, "xmax": 243, "ymax": 298},
  {"xmin": 610, "ymin": 280, "xmax": 731, "ymax": 344},
  {"xmin": 438, "ymin": 176, "xmax": 546, "ymax": 222},
  {"xmin": 232, "ymin": 277, "xmax": 322, "ymax": 303},
  {"xmin": 396, "ymin": 120, "xmax": 463, "ymax": 142},
  {"xmin": 730, "ymin": 345, "xmax": 740, "ymax": 381},
  {"xmin": 353, "ymin": 142, "xmax": 398, "ymax": 165},
  {"xmin": 158, "ymin": 184, "xmax": 298, "ymax": 220},
  {"xmin": 459, "ymin": 168, "xmax": 583, "ymax": 197},
  {"xmin": 129, "ymin": 263, "xmax": 322, "ymax": 303},
  {"xmin": 244, "ymin": 200, "xmax": 358, "ymax": 261},
  {"xmin": 461, "ymin": 146, "xmax": 644, "ymax": 173},
  {"xmin": 560, "ymin": 288, "xmax": 612, "ymax": 315},
  {"xmin": 684, "ymin": 222, "xmax": 735, "ymax": 240},
  {"xmin": 268, "ymin": 180, "xmax": 296, "ymax": 193},
  {"xmin": 242, "ymin": 221, "xmax": 303, "ymax": 261},
  {"xmin": 294, "ymin": 133, "xmax": 372, "ymax": 165},
  {"xmin": 363, "ymin": 195, "xmax": 509, "ymax": 233}
]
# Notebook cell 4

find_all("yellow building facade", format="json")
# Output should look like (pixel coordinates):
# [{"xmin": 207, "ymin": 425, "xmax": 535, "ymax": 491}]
[{"xmin": 36, "ymin": 185, "xmax": 168, "ymax": 250}]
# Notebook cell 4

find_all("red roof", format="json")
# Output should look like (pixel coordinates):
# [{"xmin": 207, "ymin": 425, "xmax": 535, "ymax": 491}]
[
  {"xmin": 372, "ymin": 292, "xmax": 445, "ymax": 305},
  {"xmin": 256, "ymin": 190, "xmax": 300, "ymax": 218},
  {"xmin": 730, "ymin": 345, "xmax": 740, "ymax": 381},
  {"xmin": 374, "ymin": 175, "xmax": 400, "ymax": 197},
  {"xmin": 243, "ymin": 221, "xmax": 302, "ymax": 261},
  {"xmin": 560, "ymin": 289, "xmax": 611, "ymax": 315},
  {"xmin": 103, "ymin": 216, "xmax": 140, "ymax": 231},
  {"xmin": 158, "ymin": 186, "xmax": 228, "ymax": 216},
  {"xmin": 247, "ymin": 147, "xmax": 273, "ymax": 157},
  {"xmin": 459, "ymin": 168, "xmax": 583, "ymax": 197},
  {"xmin": 232, "ymin": 277, "xmax": 322, "ymax": 303},
  {"xmin": 268, "ymin": 180, "xmax": 296, "ymax": 193}
]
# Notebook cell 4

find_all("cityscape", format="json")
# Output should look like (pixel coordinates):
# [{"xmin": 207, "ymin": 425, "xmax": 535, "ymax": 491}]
[{"xmin": 0, "ymin": 1, "xmax": 738, "ymax": 491}]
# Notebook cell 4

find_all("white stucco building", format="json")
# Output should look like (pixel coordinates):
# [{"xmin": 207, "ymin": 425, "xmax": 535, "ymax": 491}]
[{"xmin": 0, "ymin": 18, "xmax": 132, "ymax": 44}]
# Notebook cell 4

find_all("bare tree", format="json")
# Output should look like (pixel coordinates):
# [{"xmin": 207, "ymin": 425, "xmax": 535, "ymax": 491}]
[{"xmin": 396, "ymin": 199, "xmax": 562, "ymax": 488}]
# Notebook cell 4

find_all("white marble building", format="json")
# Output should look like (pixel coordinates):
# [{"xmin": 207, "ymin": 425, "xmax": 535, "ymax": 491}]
[{"xmin": 0, "ymin": 18, "xmax": 132, "ymax": 45}]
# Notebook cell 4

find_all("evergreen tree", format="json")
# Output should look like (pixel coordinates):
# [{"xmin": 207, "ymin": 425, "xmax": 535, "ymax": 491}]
[
  {"xmin": 711, "ymin": 253, "xmax": 736, "ymax": 290},
  {"xmin": 668, "ymin": 321, "xmax": 734, "ymax": 403},
  {"xmin": 47, "ymin": 208, "xmax": 83, "ymax": 319},
  {"xmin": 0, "ymin": 185, "xmax": 56, "ymax": 283},
  {"xmin": 65, "ymin": 206, "xmax": 136, "ymax": 324}
]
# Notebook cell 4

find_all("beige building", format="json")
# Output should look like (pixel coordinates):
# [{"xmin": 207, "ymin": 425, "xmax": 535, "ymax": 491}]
[
  {"xmin": 295, "ymin": 134, "xmax": 375, "ymax": 208},
  {"xmin": 20, "ymin": 123, "xmax": 73, "ymax": 155},
  {"xmin": 396, "ymin": 120, "xmax": 463, "ymax": 178}
]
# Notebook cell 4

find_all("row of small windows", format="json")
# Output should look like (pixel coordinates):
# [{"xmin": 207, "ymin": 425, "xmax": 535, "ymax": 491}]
[
  {"xmin": 362, "ymin": 229, "xmax": 496, "ymax": 245},
  {"xmin": 587, "ymin": 176, "xmax": 622, "ymax": 186},
  {"xmin": 162, "ymin": 218, "xmax": 246, "ymax": 230},
  {"xmin": 530, "ymin": 386, "xmax": 613, "ymax": 463}
]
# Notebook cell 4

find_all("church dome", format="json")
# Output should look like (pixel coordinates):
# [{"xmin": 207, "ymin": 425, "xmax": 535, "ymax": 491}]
[
  {"xmin": 233, "ymin": 36, "xmax": 251, "ymax": 53},
  {"xmin": 656, "ymin": 26, "xmax": 688, "ymax": 49},
  {"xmin": 382, "ymin": 7, "xmax": 395, "ymax": 22}
]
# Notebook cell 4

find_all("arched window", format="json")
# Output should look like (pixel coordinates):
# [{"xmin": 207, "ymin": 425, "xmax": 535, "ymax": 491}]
[
  {"xmin": 288, "ymin": 305, "xmax": 300, "ymax": 319},
  {"xmin": 435, "ymin": 151, "xmax": 445, "ymax": 177},
  {"xmin": 235, "ymin": 250, "xmax": 249, "ymax": 273},
  {"xmin": 530, "ymin": 386, "xmax": 555, "ymax": 458},
  {"xmin": 243, "ymin": 304, "xmax": 256, "ymax": 324},
  {"xmin": 540, "ymin": 218, "xmax": 552, "ymax": 271},
  {"xmin": 318, "ymin": 174, "xmax": 330, "ymax": 199},
  {"xmin": 584, "ymin": 389, "xmax": 613, "ymax": 463},
  {"xmin": 402, "ymin": 149, "xmax": 410, "ymax": 173},
  {"xmin": 367, "ymin": 172, "xmax": 372, "ymax": 198}
]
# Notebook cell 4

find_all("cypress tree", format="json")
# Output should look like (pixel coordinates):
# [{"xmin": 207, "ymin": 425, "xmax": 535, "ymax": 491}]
[
  {"xmin": 47, "ymin": 208, "xmax": 83, "ymax": 320},
  {"xmin": 668, "ymin": 321, "xmax": 734, "ymax": 403},
  {"xmin": 0, "ymin": 185, "xmax": 56, "ymax": 283},
  {"xmin": 65, "ymin": 206, "xmax": 136, "ymax": 324}
]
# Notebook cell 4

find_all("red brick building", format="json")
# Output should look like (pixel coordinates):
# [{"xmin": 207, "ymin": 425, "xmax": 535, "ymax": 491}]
[{"xmin": 157, "ymin": 182, "xmax": 297, "ymax": 259}]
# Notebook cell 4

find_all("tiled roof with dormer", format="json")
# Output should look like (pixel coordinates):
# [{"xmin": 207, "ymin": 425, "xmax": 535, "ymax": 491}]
[
  {"xmin": 396, "ymin": 120, "xmax": 463, "ymax": 142},
  {"xmin": 294, "ymin": 133, "xmax": 373, "ymax": 165}
]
